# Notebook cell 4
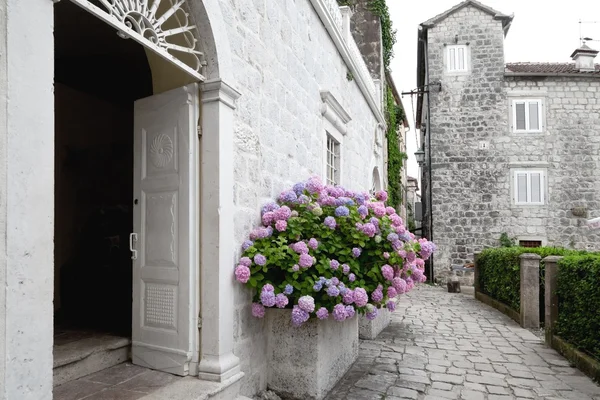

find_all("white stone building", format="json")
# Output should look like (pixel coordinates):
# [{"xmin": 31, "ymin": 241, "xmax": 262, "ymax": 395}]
[
  {"xmin": 415, "ymin": 0, "xmax": 600, "ymax": 283},
  {"xmin": 0, "ymin": 0, "xmax": 396, "ymax": 398}
]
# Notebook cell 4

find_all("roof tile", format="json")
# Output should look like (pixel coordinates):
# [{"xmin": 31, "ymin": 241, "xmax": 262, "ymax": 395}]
[{"xmin": 505, "ymin": 62, "xmax": 600, "ymax": 75}]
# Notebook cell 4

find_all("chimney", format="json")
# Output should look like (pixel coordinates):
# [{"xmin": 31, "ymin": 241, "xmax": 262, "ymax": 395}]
[{"xmin": 570, "ymin": 44, "xmax": 599, "ymax": 72}]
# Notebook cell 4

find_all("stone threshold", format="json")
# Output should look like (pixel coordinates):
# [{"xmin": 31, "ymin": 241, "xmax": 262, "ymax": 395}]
[{"xmin": 139, "ymin": 372, "xmax": 247, "ymax": 400}]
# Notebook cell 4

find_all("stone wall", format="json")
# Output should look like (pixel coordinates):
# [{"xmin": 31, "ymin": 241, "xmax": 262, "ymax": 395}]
[
  {"xmin": 350, "ymin": 0, "xmax": 383, "ymax": 81},
  {"xmin": 426, "ymin": 5, "xmax": 508, "ymax": 282},
  {"xmin": 218, "ymin": 0, "xmax": 384, "ymax": 395},
  {"xmin": 426, "ymin": 5, "xmax": 600, "ymax": 283}
]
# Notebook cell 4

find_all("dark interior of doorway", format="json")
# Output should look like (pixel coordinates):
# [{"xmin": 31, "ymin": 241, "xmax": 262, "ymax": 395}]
[{"xmin": 53, "ymin": 0, "xmax": 153, "ymax": 338}]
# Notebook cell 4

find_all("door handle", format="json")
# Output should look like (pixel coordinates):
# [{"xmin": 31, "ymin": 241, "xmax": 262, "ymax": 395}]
[{"xmin": 129, "ymin": 233, "xmax": 138, "ymax": 260}]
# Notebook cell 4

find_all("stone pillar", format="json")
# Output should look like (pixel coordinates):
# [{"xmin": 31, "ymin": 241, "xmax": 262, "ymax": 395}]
[
  {"xmin": 1, "ymin": 0, "xmax": 55, "ymax": 399},
  {"xmin": 197, "ymin": 79, "xmax": 242, "ymax": 382},
  {"xmin": 519, "ymin": 253, "xmax": 541, "ymax": 329},
  {"xmin": 473, "ymin": 252, "xmax": 481, "ymax": 297},
  {"xmin": 543, "ymin": 256, "xmax": 563, "ymax": 345}
]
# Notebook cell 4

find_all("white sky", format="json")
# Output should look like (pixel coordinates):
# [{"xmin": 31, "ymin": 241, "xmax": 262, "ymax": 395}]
[{"xmin": 387, "ymin": 0, "xmax": 600, "ymax": 189}]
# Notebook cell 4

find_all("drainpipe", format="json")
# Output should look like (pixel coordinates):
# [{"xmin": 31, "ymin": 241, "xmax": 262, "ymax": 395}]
[{"xmin": 424, "ymin": 38, "xmax": 435, "ymax": 283}]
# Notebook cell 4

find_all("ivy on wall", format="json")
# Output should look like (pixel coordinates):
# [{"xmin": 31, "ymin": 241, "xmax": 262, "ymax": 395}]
[{"xmin": 386, "ymin": 87, "xmax": 407, "ymax": 210}]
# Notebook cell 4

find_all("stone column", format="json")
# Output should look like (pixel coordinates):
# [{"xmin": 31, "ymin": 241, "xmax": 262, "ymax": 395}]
[
  {"xmin": 543, "ymin": 256, "xmax": 563, "ymax": 345},
  {"xmin": 1, "ymin": 0, "xmax": 55, "ymax": 399},
  {"xmin": 519, "ymin": 253, "xmax": 541, "ymax": 329},
  {"xmin": 197, "ymin": 79, "xmax": 242, "ymax": 382},
  {"xmin": 473, "ymin": 252, "xmax": 481, "ymax": 297}
]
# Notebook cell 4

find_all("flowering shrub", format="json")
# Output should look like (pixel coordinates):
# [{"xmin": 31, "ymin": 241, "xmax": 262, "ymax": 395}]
[{"xmin": 234, "ymin": 176, "xmax": 436, "ymax": 326}]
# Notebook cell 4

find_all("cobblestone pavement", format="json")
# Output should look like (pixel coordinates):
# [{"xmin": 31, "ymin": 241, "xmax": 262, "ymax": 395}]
[{"xmin": 326, "ymin": 285, "xmax": 600, "ymax": 400}]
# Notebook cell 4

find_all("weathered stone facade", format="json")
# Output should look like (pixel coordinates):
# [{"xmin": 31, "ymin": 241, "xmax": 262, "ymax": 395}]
[
  {"xmin": 418, "ymin": 1, "xmax": 600, "ymax": 283},
  {"xmin": 225, "ymin": 1, "xmax": 385, "ymax": 395}
]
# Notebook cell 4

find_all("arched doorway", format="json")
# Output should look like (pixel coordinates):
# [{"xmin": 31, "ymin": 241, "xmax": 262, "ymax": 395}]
[{"xmin": 53, "ymin": 0, "xmax": 203, "ymax": 384}]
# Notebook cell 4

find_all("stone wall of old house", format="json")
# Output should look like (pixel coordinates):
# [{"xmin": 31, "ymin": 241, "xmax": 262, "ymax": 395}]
[
  {"xmin": 218, "ymin": 0, "xmax": 384, "ymax": 395},
  {"xmin": 425, "ymin": 4, "xmax": 508, "ymax": 282},
  {"xmin": 426, "ymin": 5, "xmax": 600, "ymax": 284},
  {"xmin": 350, "ymin": 0, "xmax": 383, "ymax": 81}
]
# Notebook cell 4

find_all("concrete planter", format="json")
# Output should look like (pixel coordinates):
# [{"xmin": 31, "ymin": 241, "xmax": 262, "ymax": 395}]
[
  {"xmin": 359, "ymin": 306, "xmax": 392, "ymax": 340},
  {"xmin": 266, "ymin": 309, "xmax": 359, "ymax": 400}
]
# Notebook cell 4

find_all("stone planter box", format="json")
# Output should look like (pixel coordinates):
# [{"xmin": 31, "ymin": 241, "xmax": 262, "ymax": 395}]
[
  {"xmin": 359, "ymin": 307, "xmax": 391, "ymax": 340},
  {"xmin": 266, "ymin": 309, "xmax": 359, "ymax": 400}
]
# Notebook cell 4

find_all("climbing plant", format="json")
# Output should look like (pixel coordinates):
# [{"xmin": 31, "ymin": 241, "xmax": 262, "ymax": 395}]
[
  {"xmin": 367, "ymin": 0, "xmax": 396, "ymax": 69},
  {"xmin": 385, "ymin": 87, "xmax": 407, "ymax": 210}
]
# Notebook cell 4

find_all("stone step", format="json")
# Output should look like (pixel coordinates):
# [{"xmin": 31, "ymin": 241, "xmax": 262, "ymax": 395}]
[{"xmin": 53, "ymin": 334, "xmax": 130, "ymax": 386}]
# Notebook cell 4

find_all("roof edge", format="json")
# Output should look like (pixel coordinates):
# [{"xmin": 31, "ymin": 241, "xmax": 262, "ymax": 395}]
[{"xmin": 504, "ymin": 72, "xmax": 600, "ymax": 78}]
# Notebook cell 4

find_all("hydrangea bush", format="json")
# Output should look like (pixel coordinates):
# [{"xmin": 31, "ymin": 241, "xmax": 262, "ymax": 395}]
[{"xmin": 234, "ymin": 176, "xmax": 436, "ymax": 327}]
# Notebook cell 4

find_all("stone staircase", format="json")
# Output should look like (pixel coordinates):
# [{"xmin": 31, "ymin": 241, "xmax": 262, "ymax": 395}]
[{"xmin": 53, "ymin": 332, "xmax": 130, "ymax": 386}]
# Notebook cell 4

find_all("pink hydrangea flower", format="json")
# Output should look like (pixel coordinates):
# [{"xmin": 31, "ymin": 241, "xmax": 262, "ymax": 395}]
[
  {"xmin": 316, "ymin": 307, "xmax": 329, "ymax": 320},
  {"xmin": 299, "ymin": 253, "xmax": 313, "ymax": 268},
  {"xmin": 375, "ymin": 190, "xmax": 388, "ymax": 202},
  {"xmin": 262, "ymin": 284, "xmax": 274, "ymax": 292},
  {"xmin": 353, "ymin": 288, "xmax": 369, "ymax": 307},
  {"xmin": 308, "ymin": 238, "xmax": 319, "ymax": 250},
  {"xmin": 291, "ymin": 241, "xmax": 309, "ymax": 254},
  {"xmin": 234, "ymin": 265, "xmax": 250, "ymax": 283},
  {"xmin": 343, "ymin": 289, "xmax": 354, "ymax": 304},
  {"xmin": 298, "ymin": 295, "xmax": 315, "ymax": 313},
  {"xmin": 262, "ymin": 211, "xmax": 275, "ymax": 226},
  {"xmin": 275, "ymin": 293, "xmax": 289, "ymax": 308},
  {"xmin": 332, "ymin": 303, "xmax": 347, "ymax": 321},
  {"xmin": 383, "ymin": 252, "xmax": 390, "ymax": 259},
  {"xmin": 386, "ymin": 206, "xmax": 396, "ymax": 215},
  {"xmin": 387, "ymin": 286, "xmax": 397, "ymax": 298},
  {"xmin": 292, "ymin": 264, "xmax": 300, "ymax": 272},
  {"xmin": 393, "ymin": 277, "xmax": 407, "ymax": 294},
  {"xmin": 275, "ymin": 220, "xmax": 287, "ymax": 232},
  {"xmin": 252, "ymin": 303, "xmax": 265, "ymax": 318},
  {"xmin": 348, "ymin": 273, "xmax": 356, "ymax": 282},
  {"xmin": 330, "ymin": 259, "xmax": 340, "ymax": 270},
  {"xmin": 274, "ymin": 206, "xmax": 292, "ymax": 221},
  {"xmin": 239, "ymin": 257, "xmax": 252, "ymax": 267},
  {"xmin": 381, "ymin": 264, "xmax": 394, "ymax": 281},
  {"xmin": 342, "ymin": 264, "xmax": 350, "ymax": 274}
]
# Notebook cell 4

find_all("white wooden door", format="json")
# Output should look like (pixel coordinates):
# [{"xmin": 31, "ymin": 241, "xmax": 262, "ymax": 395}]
[{"xmin": 131, "ymin": 84, "xmax": 199, "ymax": 376}]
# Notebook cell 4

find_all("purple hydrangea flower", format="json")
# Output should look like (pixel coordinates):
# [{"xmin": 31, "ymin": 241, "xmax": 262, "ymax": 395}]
[
  {"xmin": 339, "ymin": 287, "xmax": 348, "ymax": 296},
  {"xmin": 366, "ymin": 304, "xmax": 378, "ymax": 320},
  {"xmin": 393, "ymin": 277, "xmax": 407, "ymax": 294},
  {"xmin": 345, "ymin": 305, "xmax": 356, "ymax": 319},
  {"xmin": 262, "ymin": 211, "xmax": 275, "ymax": 226},
  {"xmin": 234, "ymin": 265, "xmax": 250, "ymax": 283},
  {"xmin": 239, "ymin": 257, "xmax": 252, "ymax": 267},
  {"xmin": 313, "ymin": 282, "xmax": 323, "ymax": 291},
  {"xmin": 265, "ymin": 226, "xmax": 274, "ymax": 237},
  {"xmin": 324, "ymin": 216, "xmax": 337, "ymax": 229},
  {"xmin": 279, "ymin": 190, "xmax": 297, "ymax": 203},
  {"xmin": 299, "ymin": 253, "xmax": 314, "ymax": 268},
  {"xmin": 274, "ymin": 206, "xmax": 292, "ymax": 221},
  {"xmin": 252, "ymin": 303, "xmax": 265, "ymax": 318},
  {"xmin": 381, "ymin": 265, "xmax": 394, "ymax": 281},
  {"xmin": 292, "ymin": 241, "xmax": 309, "ymax": 254},
  {"xmin": 330, "ymin": 259, "xmax": 340, "ymax": 270},
  {"xmin": 261, "ymin": 202, "xmax": 280, "ymax": 214},
  {"xmin": 291, "ymin": 305, "xmax": 310, "ymax": 326},
  {"xmin": 412, "ymin": 267, "xmax": 424, "ymax": 282},
  {"xmin": 262, "ymin": 283, "xmax": 274, "ymax": 292},
  {"xmin": 327, "ymin": 286, "xmax": 340, "ymax": 297},
  {"xmin": 353, "ymin": 288, "xmax": 369, "ymax": 307},
  {"xmin": 386, "ymin": 206, "xmax": 396, "ymax": 215},
  {"xmin": 254, "ymin": 254, "xmax": 266, "ymax": 266},
  {"xmin": 387, "ymin": 233, "xmax": 399, "ymax": 242},
  {"xmin": 332, "ymin": 303, "xmax": 347, "ymax": 321},
  {"xmin": 242, "ymin": 240, "xmax": 254, "ymax": 251},
  {"xmin": 316, "ymin": 307, "xmax": 329, "ymax": 320},
  {"xmin": 335, "ymin": 206, "xmax": 350, "ymax": 217},
  {"xmin": 306, "ymin": 177, "xmax": 324, "ymax": 194},
  {"xmin": 292, "ymin": 264, "xmax": 300, "ymax": 272},
  {"xmin": 298, "ymin": 295, "xmax": 315, "ymax": 313},
  {"xmin": 371, "ymin": 287, "xmax": 383, "ymax": 303},
  {"xmin": 343, "ymin": 289, "xmax": 354, "ymax": 304},
  {"xmin": 357, "ymin": 205, "xmax": 368, "ymax": 218},
  {"xmin": 275, "ymin": 293, "xmax": 289, "ymax": 308},
  {"xmin": 298, "ymin": 194, "xmax": 310, "ymax": 204},
  {"xmin": 324, "ymin": 279, "xmax": 332, "ymax": 287},
  {"xmin": 387, "ymin": 286, "xmax": 398, "ymax": 298},
  {"xmin": 342, "ymin": 264, "xmax": 350, "ymax": 274},
  {"xmin": 308, "ymin": 238, "xmax": 319, "ymax": 250},
  {"xmin": 375, "ymin": 190, "xmax": 388, "ymax": 202},
  {"xmin": 348, "ymin": 273, "xmax": 356, "ymax": 282},
  {"xmin": 383, "ymin": 252, "xmax": 390, "ymax": 259},
  {"xmin": 284, "ymin": 284, "xmax": 294, "ymax": 295},
  {"xmin": 293, "ymin": 182, "xmax": 306, "ymax": 195},
  {"xmin": 386, "ymin": 300, "xmax": 396, "ymax": 312},
  {"xmin": 260, "ymin": 290, "xmax": 276, "ymax": 307},
  {"xmin": 352, "ymin": 247, "xmax": 362, "ymax": 258},
  {"xmin": 331, "ymin": 277, "xmax": 340, "ymax": 286},
  {"xmin": 359, "ymin": 223, "xmax": 377, "ymax": 237}
]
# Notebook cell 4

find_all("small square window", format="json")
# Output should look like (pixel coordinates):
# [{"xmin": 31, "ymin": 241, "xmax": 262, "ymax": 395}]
[
  {"xmin": 514, "ymin": 170, "xmax": 545, "ymax": 205},
  {"xmin": 519, "ymin": 240, "xmax": 542, "ymax": 248},
  {"xmin": 512, "ymin": 99, "xmax": 543, "ymax": 132},
  {"xmin": 326, "ymin": 133, "xmax": 340, "ymax": 186},
  {"xmin": 446, "ymin": 45, "xmax": 469, "ymax": 72}
]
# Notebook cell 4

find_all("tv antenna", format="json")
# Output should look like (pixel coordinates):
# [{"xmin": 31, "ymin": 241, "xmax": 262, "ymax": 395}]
[{"xmin": 580, "ymin": 19, "xmax": 600, "ymax": 46}]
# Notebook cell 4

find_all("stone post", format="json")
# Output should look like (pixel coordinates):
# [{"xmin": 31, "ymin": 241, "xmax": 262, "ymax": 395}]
[
  {"xmin": 543, "ymin": 256, "xmax": 563, "ymax": 345},
  {"xmin": 473, "ymin": 252, "xmax": 481, "ymax": 297},
  {"xmin": 519, "ymin": 253, "xmax": 541, "ymax": 329}
]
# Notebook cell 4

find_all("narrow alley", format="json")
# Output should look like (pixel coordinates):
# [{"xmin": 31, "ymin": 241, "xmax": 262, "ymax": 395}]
[{"xmin": 326, "ymin": 286, "xmax": 600, "ymax": 400}]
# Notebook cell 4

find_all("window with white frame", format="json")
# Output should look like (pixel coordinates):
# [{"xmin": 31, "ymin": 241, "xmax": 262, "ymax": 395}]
[
  {"xmin": 512, "ymin": 99, "xmax": 543, "ymax": 132},
  {"xmin": 326, "ymin": 133, "xmax": 341, "ymax": 186},
  {"xmin": 446, "ymin": 45, "xmax": 468, "ymax": 72},
  {"xmin": 514, "ymin": 170, "xmax": 545, "ymax": 205}
]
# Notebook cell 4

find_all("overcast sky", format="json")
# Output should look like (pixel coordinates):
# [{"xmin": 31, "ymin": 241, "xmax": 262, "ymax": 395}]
[{"xmin": 387, "ymin": 0, "xmax": 600, "ymax": 189}]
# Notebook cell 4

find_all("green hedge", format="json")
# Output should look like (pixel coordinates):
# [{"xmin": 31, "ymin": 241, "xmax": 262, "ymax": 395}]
[
  {"xmin": 477, "ymin": 247, "xmax": 584, "ymax": 314},
  {"xmin": 555, "ymin": 255, "xmax": 600, "ymax": 361}
]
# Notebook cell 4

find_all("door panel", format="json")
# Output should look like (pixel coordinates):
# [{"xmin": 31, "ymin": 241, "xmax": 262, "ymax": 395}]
[{"xmin": 132, "ymin": 84, "xmax": 199, "ymax": 376}]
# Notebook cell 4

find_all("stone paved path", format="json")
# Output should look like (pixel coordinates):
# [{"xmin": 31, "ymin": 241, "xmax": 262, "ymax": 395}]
[{"xmin": 326, "ymin": 285, "xmax": 600, "ymax": 400}]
